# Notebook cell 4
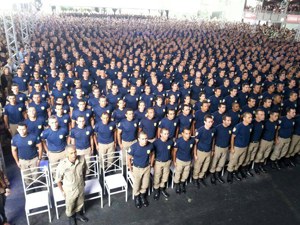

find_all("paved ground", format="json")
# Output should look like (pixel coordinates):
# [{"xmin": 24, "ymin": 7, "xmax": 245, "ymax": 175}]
[{"xmin": 3, "ymin": 145, "xmax": 300, "ymax": 225}]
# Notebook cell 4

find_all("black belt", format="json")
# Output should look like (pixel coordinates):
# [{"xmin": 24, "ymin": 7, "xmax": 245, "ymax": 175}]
[
  {"xmin": 156, "ymin": 159, "xmax": 170, "ymax": 163},
  {"xmin": 20, "ymin": 156, "xmax": 38, "ymax": 160},
  {"xmin": 133, "ymin": 165, "xmax": 149, "ymax": 169},
  {"xmin": 251, "ymin": 141, "xmax": 259, "ymax": 143}
]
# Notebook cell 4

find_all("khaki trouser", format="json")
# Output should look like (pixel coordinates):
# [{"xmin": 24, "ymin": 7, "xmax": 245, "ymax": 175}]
[
  {"xmin": 193, "ymin": 150, "xmax": 211, "ymax": 179},
  {"xmin": 122, "ymin": 140, "xmax": 136, "ymax": 165},
  {"xmin": 77, "ymin": 147, "xmax": 91, "ymax": 174},
  {"xmin": 9, "ymin": 123, "xmax": 18, "ymax": 137},
  {"xmin": 174, "ymin": 159, "xmax": 191, "ymax": 183},
  {"xmin": 286, "ymin": 135, "xmax": 300, "ymax": 158},
  {"xmin": 98, "ymin": 142, "xmax": 115, "ymax": 168},
  {"xmin": 48, "ymin": 150, "xmax": 66, "ymax": 164},
  {"xmin": 20, "ymin": 157, "xmax": 39, "ymax": 186},
  {"xmin": 270, "ymin": 137, "xmax": 291, "ymax": 161},
  {"xmin": 153, "ymin": 160, "xmax": 171, "ymax": 189},
  {"xmin": 65, "ymin": 186, "xmax": 84, "ymax": 217},
  {"xmin": 227, "ymin": 147, "xmax": 247, "ymax": 172},
  {"xmin": 255, "ymin": 139, "xmax": 274, "ymax": 163},
  {"xmin": 210, "ymin": 146, "xmax": 228, "ymax": 173},
  {"xmin": 243, "ymin": 142, "xmax": 259, "ymax": 166},
  {"xmin": 132, "ymin": 165, "xmax": 150, "ymax": 196}
]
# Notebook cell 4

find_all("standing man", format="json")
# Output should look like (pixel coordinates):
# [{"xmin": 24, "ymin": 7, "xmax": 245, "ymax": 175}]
[
  {"xmin": 41, "ymin": 116, "xmax": 69, "ymax": 163},
  {"xmin": 94, "ymin": 112, "xmax": 116, "ymax": 168},
  {"xmin": 227, "ymin": 112, "xmax": 253, "ymax": 183},
  {"xmin": 127, "ymin": 132, "xmax": 154, "ymax": 209},
  {"xmin": 241, "ymin": 109, "xmax": 265, "ymax": 177},
  {"xmin": 152, "ymin": 128, "xmax": 174, "ymax": 200},
  {"xmin": 270, "ymin": 107, "xmax": 296, "ymax": 169},
  {"xmin": 56, "ymin": 145, "xmax": 88, "ymax": 225},
  {"xmin": 139, "ymin": 108, "xmax": 158, "ymax": 143},
  {"xmin": 254, "ymin": 111, "xmax": 279, "ymax": 173},
  {"xmin": 193, "ymin": 115, "xmax": 215, "ymax": 187},
  {"xmin": 69, "ymin": 116, "xmax": 94, "ymax": 159},
  {"xmin": 209, "ymin": 115, "xmax": 232, "ymax": 184},
  {"xmin": 285, "ymin": 114, "xmax": 300, "ymax": 165},
  {"xmin": 173, "ymin": 128, "xmax": 195, "ymax": 194},
  {"xmin": 3, "ymin": 94, "xmax": 26, "ymax": 136},
  {"xmin": 117, "ymin": 108, "xmax": 138, "ymax": 164},
  {"xmin": 11, "ymin": 123, "xmax": 42, "ymax": 185}
]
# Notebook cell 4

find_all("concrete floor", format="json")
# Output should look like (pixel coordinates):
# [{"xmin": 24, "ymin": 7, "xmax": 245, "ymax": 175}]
[{"xmin": 3, "ymin": 145, "xmax": 300, "ymax": 225}]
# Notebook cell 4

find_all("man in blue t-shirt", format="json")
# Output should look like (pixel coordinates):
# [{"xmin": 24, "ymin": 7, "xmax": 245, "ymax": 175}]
[
  {"xmin": 227, "ymin": 112, "xmax": 253, "ymax": 183},
  {"xmin": 270, "ymin": 107, "xmax": 296, "ymax": 169},
  {"xmin": 193, "ymin": 115, "xmax": 215, "ymax": 187},
  {"xmin": 11, "ymin": 123, "xmax": 42, "ymax": 185},
  {"xmin": 152, "ymin": 128, "xmax": 173, "ymax": 200},
  {"xmin": 209, "ymin": 114, "xmax": 232, "ymax": 184},
  {"xmin": 41, "ymin": 115, "xmax": 69, "ymax": 163},
  {"xmin": 127, "ymin": 131, "xmax": 154, "ymax": 209},
  {"xmin": 173, "ymin": 128, "xmax": 195, "ymax": 194}
]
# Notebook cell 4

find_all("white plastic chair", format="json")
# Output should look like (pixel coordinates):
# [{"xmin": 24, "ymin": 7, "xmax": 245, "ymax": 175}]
[
  {"xmin": 49, "ymin": 161, "xmax": 65, "ymax": 219},
  {"xmin": 102, "ymin": 152, "xmax": 127, "ymax": 206},
  {"xmin": 21, "ymin": 166, "xmax": 52, "ymax": 225},
  {"xmin": 84, "ymin": 155, "xmax": 103, "ymax": 208}
]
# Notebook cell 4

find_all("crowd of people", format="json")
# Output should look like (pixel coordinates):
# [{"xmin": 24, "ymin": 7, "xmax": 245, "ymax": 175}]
[{"xmin": 0, "ymin": 14, "xmax": 300, "ymax": 224}]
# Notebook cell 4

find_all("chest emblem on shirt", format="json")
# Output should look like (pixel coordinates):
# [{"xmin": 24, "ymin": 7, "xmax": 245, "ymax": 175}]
[
  {"xmin": 18, "ymin": 107, "xmax": 22, "ymax": 111},
  {"xmin": 174, "ymin": 122, "xmax": 177, "ymax": 126},
  {"xmin": 59, "ymin": 135, "xmax": 64, "ymax": 139},
  {"xmin": 86, "ymin": 131, "xmax": 90, "ymax": 135},
  {"xmin": 154, "ymin": 123, "xmax": 157, "ymax": 126},
  {"xmin": 19, "ymin": 97, "xmax": 23, "ymax": 101},
  {"xmin": 109, "ymin": 126, "xmax": 113, "ymax": 130},
  {"xmin": 86, "ymin": 113, "xmax": 90, "ymax": 117},
  {"xmin": 167, "ymin": 145, "xmax": 171, "ymax": 149},
  {"xmin": 28, "ymin": 140, "xmax": 33, "ymax": 145},
  {"xmin": 38, "ymin": 125, "xmax": 42, "ymax": 129},
  {"xmin": 64, "ymin": 119, "xmax": 68, "ymax": 123},
  {"xmin": 212, "ymin": 133, "xmax": 214, "ymax": 137},
  {"xmin": 147, "ymin": 150, "xmax": 150, "ymax": 154},
  {"xmin": 41, "ymin": 106, "xmax": 45, "ymax": 110},
  {"xmin": 134, "ymin": 123, "xmax": 137, "ymax": 127},
  {"xmin": 190, "ymin": 144, "xmax": 193, "ymax": 148},
  {"xmin": 63, "ymin": 93, "xmax": 66, "ymax": 96}
]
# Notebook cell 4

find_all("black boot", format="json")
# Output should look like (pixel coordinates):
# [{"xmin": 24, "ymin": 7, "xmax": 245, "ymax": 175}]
[
  {"xmin": 290, "ymin": 157, "xmax": 296, "ymax": 167},
  {"xmin": 254, "ymin": 163, "xmax": 261, "ymax": 174},
  {"xmin": 199, "ymin": 178, "xmax": 207, "ymax": 187},
  {"xmin": 216, "ymin": 171, "xmax": 225, "ymax": 184},
  {"xmin": 193, "ymin": 178, "xmax": 200, "ymax": 189},
  {"xmin": 247, "ymin": 164, "xmax": 254, "ymax": 177},
  {"xmin": 140, "ymin": 193, "xmax": 149, "ymax": 207},
  {"xmin": 160, "ymin": 187, "xmax": 170, "ymax": 198},
  {"xmin": 175, "ymin": 183, "xmax": 181, "ymax": 194},
  {"xmin": 259, "ymin": 163, "xmax": 267, "ymax": 173},
  {"xmin": 210, "ymin": 173, "xmax": 216, "ymax": 185},
  {"xmin": 181, "ymin": 182, "xmax": 186, "ymax": 193},
  {"xmin": 69, "ymin": 214, "xmax": 77, "ymax": 225},
  {"xmin": 153, "ymin": 188, "xmax": 160, "ymax": 200},
  {"xmin": 233, "ymin": 171, "xmax": 241, "ymax": 181},
  {"xmin": 77, "ymin": 210, "xmax": 88, "ymax": 222},
  {"xmin": 239, "ymin": 167, "xmax": 247, "ymax": 179},
  {"xmin": 134, "ymin": 195, "xmax": 142, "ymax": 209},
  {"xmin": 272, "ymin": 160, "xmax": 281, "ymax": 170},
  {"xmin": 227, "ymin": 171, "xmax": 233, "ymax": 184}
]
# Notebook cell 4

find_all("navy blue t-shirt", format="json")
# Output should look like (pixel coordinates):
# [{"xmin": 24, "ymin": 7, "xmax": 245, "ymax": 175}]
[
  {"xmin": 12, "ymin": 134, "xmax": 40, "ymax": 159},
  {"xmin": 94, "ymin": 121, "xmax": 115, "ymax": 144},
  {"xmin": 41, "ymin": 127, "xmax": 68, "ymax": 152},
  {"xmin": 278, "ymin": 116, "xmax": 295, "ymax": 138},
  {"xmin": 118, "ymin": 119, "xmax": 138, "ymax": 142},
  {"xmin": 70, "ymin": 126, "xmax": 93, "ymax": 149},
  {"xmin": 128, "ymin": 142, "xmax": 154, "ymax": 167},
  {"xmin": 215, "ymin": 124, "xmax": 232, "ymax": 148},
  {"xmin": 174, "ymin": 137, "xmax": 195, "ymax": 162},
  {"xmin": 196, "ymin": 126, "xmax": 216, "ymax": 152},
  {"xmin": 153, "ymin": 138, "xmax": 174, "ymax": 162},
  {"xmin": 233, "ymin": 122, "xmax": 253, "ymax": 148}
]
